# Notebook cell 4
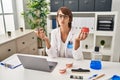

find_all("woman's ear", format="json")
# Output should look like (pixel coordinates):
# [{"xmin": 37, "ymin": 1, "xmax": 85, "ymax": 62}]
[{"xmin": 56, "ymin": 17, "xmax": 60, "ymax": 27}]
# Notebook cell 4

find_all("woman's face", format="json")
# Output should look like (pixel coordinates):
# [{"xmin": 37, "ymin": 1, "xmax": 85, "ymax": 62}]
[{"xmin": 57, "ymin": 10, "xmax": 69, "ymax": 27}]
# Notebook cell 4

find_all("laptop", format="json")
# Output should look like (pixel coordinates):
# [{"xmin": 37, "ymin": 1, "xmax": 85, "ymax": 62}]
[{"xmin": 17, "ymin": 54, "xmax": 57, "ymax": 72}]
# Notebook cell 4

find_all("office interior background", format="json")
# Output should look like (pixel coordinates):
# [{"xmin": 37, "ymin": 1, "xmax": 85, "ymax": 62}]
[{"xmin": 0, "ymin": 0, "xmax": 120, "ymax": 62}]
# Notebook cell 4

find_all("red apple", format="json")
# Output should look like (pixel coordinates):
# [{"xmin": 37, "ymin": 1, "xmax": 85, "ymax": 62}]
[{"xmin": 81, "ymin": 27, "xmax": 89, "ymax": 33}]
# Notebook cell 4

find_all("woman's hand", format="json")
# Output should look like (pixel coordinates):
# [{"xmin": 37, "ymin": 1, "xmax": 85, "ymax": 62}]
[
  {"xmin": 35, "ymin": 28, "xmax": 47, "ymax": 40},
  {"xmin": 77, "ymin": 31, "xmax": 89, "ymax": 41},
  {"xmin": 34, "ymin": 28, "xmax": 51, "ymax": 49},
  {"xmin": 74, "ymin": 31, "xmax": 89, "ymax": 50}
]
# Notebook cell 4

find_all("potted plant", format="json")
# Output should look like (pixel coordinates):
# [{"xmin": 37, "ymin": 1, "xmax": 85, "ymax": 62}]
[
  {"xmin": 22, "ymin": 0, "xmax": 50, "ymax": 48},
  {"xmin": 85, "ymin": 44, "xmax": 88, "ymax": 49},
  {"xmin": 100, "ymin": 40, "xmax": 105, "ymax": 49}
]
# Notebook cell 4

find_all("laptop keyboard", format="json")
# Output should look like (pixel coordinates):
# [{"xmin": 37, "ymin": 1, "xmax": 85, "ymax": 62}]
[
  {"xmin": 49, "ymin": 66, "xmax": 54, "ymax": 69},
  {"xmin": 48, "ymin": 61, "xmax": 58, "ymax": 70}
]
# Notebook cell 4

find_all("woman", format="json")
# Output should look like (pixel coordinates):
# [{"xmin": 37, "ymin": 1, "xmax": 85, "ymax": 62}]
[{"xmin": 36, "ymin": 7, "xmax": 88, "ymax": 60}]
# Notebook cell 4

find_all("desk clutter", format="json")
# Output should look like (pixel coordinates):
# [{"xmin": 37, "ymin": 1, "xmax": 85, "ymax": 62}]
[
  {"xmin": 69, "ymin": 74, "xmax": 106, "ymax": 80},
  {"xmin": 58, "ymin": 62, "xmax": 115, "ymax": 80},
  {"xmin": 108, "ymin": 75, "xmax": 120, "ymax": 80},
  {"xmin": 71, "ymin": 68, "xmax": 90, "ymax": 73},
  {"xmin": 0, "ymin": 55, "xmax": 22, "ymax": 69},
  {"xmin": 58, "ymin": 61, "xmax": 120, "ymax": 80},
  {"xmin": 70, "ymin": 75, "xmax": 83, "ymax": 79},
  {"xmin": 59, "ymin": 62, "xmax": 73, "ymax": 74},
  {"xmin": 1, "ymin": 54, "xmax": 120, "ymax": 80},
  {"xmin": 58, "ymin": 62, "xmax": 112, "ymax": 80},
  {"xmin": 58, "ymin": 62, "xmax": 91, "ymax": 80},
  {"xmin": 0, "ymin": 62, "xmax": 22, "ymax": 69}
]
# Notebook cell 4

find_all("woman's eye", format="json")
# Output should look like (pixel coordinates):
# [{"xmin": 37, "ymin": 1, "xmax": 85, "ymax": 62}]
[
  {"xmin": 58, "ymin": 14, "xmax": 69, "ymax": 19},
  {"xmin": 60, "ymin": 15, "xmax": 63, "ymax": 18},
  {"xmin": 64, "ymin": 15, "xmax": 68, "ymax": 18}
]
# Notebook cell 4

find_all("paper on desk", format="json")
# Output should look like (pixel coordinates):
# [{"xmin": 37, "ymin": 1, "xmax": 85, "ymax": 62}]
[{"xmin": 2, "ymin": 55, "xmax": 21, "ymax": 67}]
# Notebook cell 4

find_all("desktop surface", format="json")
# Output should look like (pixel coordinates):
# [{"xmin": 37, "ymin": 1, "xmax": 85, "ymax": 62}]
[{"xmin": 0, "ymin": 54, "xmax": 120, "ymax": 80}]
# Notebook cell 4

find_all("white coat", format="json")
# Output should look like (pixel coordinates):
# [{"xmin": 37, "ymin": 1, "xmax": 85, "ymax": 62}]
[{"xmin": 46, "ymin": 27, "xmax": 83, "ymax": 60}]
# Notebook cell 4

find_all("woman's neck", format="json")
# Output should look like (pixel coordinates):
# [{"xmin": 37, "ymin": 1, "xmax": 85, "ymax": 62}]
[
  {"xmin": 60, "ymin": 26, "xmax": 70, "ymax": 34},
  {"xmin": 60, "ymin": 26, "xmax": 71, "ymax": 43}
]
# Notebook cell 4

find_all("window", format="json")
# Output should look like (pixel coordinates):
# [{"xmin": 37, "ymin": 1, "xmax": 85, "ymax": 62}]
[{"xmin": 0, "ymin": 0, "xmax": 17, "ymax": 35}]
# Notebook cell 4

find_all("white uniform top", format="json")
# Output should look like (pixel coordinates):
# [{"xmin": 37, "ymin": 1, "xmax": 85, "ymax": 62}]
[
  {"xmin": 59, "ymin": 40, "xmax": 65, "ymax": 57},
  {"xmin": 46, "ymin": 27, "xmax": 83, "ymax": 60}
]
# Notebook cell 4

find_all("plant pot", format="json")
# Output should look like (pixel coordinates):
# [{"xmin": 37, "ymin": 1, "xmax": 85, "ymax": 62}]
[
  {"xmin": 101, "ymin": 45, "xmax": 104, "ymax": 49},
  {"xmin": 20, "ymin": 27, "xmax": 24, "ymax": 32},
  {"xmin": 7, "ymin": 31, "xmax": 11, "ymax": 37},
  {"xmin": 38, "ymin": 47, "xmax": 45, "ymax": 56}
]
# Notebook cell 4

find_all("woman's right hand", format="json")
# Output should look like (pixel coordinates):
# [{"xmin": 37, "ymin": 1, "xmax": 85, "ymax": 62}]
[
  {"xmin": 35, "ymin": 28, "xmax": 47, "ymax": 40},
  {"xmin": 35, "ymin": 28, "xmax": 51, "ymax": 49}
]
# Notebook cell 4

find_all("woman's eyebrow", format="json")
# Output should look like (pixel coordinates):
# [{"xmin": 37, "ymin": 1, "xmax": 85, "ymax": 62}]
[{"xmin": 58, "ymin": 14, "xmax": 65, "ymax": 15}]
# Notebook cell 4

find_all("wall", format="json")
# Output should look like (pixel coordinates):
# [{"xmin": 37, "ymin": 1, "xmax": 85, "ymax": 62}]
[
  {"xmin": 16, "ymin": 0, "xmax": 25, "ymax": 29},
  {"xmin": 112, "ymin": 0, "xmax": 120, "ymax": 61}
]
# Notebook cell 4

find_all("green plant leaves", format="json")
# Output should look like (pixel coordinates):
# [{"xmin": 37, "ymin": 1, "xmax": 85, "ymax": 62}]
[
  {"xmin": 23, "ymin": 0, "xmax": 50, "ymax": 34},
  {"xmin": 100, "ymin": 40, "xmax": 105, "ymax": 45}
]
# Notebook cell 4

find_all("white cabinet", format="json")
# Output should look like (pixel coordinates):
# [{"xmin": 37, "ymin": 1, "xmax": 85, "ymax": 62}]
[
  {"xmin": 0, "ymin": 40, "xmax": 16, "ymax": 61},
  {"xmin": 0, "ymin": 30, "xmax": 38, "ymax": 61},
  {"xmin": 16, "ymin": 32, "xmax": 38, "ymax": 54},
  {"xmin": 47, "ymin": 12, "xmax": 118, "ymax": 61}
]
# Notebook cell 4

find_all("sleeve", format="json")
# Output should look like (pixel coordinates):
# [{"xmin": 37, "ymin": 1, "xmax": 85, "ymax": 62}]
[
  {"xmin": 72, "ymin": 46, "xmax": 83, "ymax": 60},
  {"xmin": 46, "ymin": 30, "xmax": 58, "ymax": 58},
  {"xmin": 72, "ymin": 32, "xmax": 83, "ymax": 60}
]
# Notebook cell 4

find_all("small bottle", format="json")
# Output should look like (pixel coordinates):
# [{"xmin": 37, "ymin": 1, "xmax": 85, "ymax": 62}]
[
  {"xmin": 90, "ymin": 46, "xmax": 102, "ymax": 70},
  {"xmin": 67, "ymin": 41, "xmax": 73, "ymax": 49},
  {"xmin": 66, "ymin": 41, "xmax": 73, "ymax": 57}
]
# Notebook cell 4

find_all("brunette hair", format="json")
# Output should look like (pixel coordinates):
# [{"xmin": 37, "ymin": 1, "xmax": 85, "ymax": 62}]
[{"xmin": 56, "ymin": 7, "xmax": 73, "ymax": 28}]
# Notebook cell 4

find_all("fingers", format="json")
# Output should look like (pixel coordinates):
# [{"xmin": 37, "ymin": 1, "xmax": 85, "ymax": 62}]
[
  {"xmin": 78, "ymin": 32, "xmax": 88, "ymax": 40},
  {"xmin": 38, "ymin": 28, "xmax": 44, "ymax": 34},
  {"xmin": 34, "ymin": 30, "xmax": 39, "ymax": 37},
  {"xmin": 39, "ymin": 32, "xmax": 46, "ymax": 39},
  {"xmin": 35, "ymin": 28, "xmax": 46, "ymax": 40}
]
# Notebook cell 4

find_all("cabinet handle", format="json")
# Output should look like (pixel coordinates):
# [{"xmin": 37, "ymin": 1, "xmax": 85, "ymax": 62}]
[
  {"xmin": 33, "ymin": 48, "xmax": 35, "ymax": 51},
  {"xmin": 8, "ymin": 49, "xmax": 11, "ymax": 51},
  {"xmin": 32, "ymin": 37, "xmax": 34, "ymax": 39},
  {"xmin": 22, "ymin": 42, "xmax": 25, "ymax": 44}
]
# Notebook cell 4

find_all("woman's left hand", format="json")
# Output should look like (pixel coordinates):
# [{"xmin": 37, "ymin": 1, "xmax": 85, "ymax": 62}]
[
  {"xmin": 74, "ymin": 32, "xmax": 89, "ymax": 50},
  {"xmin": 76, "ymin": 31, "xmax": 89, "ymax": 42}
]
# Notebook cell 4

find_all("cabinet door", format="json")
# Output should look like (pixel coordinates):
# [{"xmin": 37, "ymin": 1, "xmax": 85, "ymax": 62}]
[
  {"xmin": 16, "ymin": 34, "xmax": 30, "ymax": 52},
  {"xmin": 64, "ymin": 0, "xmax": 79, "ymax": 11},
  {"xmin": 79, "ymin": 0, "xmax": 94, "ymax": 11},
  {"xmin": 17, "ymin": 47, "xmax": 29, "ymax": 54},
  {"xmin": 29, "ymin": 43, "xmax": 38, "ymax": 55},
  {"xmin": 27, "ymin": 32, "xmax": 37, "ymax": 43},
  {"xmin": 27, "ymin": 32, "xmax": 38, "ymax": 54},
  {"xmin": 16, "ymin": 32, "xmax": 38, "ymax": 54},
  {"xmin": 0, "ymin": 41, "xmax": 16, "ymax": 61},
  {"xmin": 50, "ymin": 0, "xmax": 64, "ymax": 12},
  {"xmin": 95, "ymin": 0, "xmax": 112, "ymax": 11},
  {"xmin": 102, "ymin": 55, "xmax": 111, "ymax": 61}
]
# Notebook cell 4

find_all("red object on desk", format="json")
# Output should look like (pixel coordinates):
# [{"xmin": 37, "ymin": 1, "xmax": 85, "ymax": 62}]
[
  {"xmin": 59, "ymin": 68, "xmax": 66, "ymax": 74},
  {"xmin": 66, "ymin": 63, "xmax": 73, "ymax": 68}
]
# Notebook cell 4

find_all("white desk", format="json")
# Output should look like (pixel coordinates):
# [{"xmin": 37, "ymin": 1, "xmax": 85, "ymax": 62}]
[{"xmin": 0, "ymin": 54, "xmax": 120, "ymax": 80}]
